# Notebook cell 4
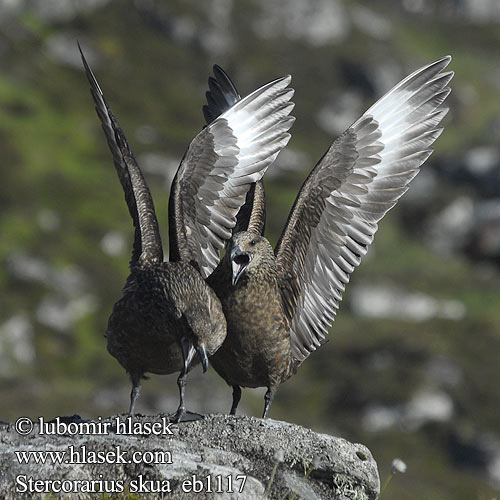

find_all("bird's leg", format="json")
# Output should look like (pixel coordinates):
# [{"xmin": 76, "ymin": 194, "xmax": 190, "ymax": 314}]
[
  {"xmin": 129, "ymin": 373, "xmax": 142, "ymax": 416},
  {"xmin": 230, "ymin": 385, "xmax": 241, "ymax": 415},
  {"xmin": 172, "ymin": 369, "xmax": 187, "ymax": 423},
  {"xmin": 262, "ymin": 387, "xmax": 276, "ymax": 418},
  {"xmin": 171, "ymin": 337, "xmax": 196, "ymax": 423}
]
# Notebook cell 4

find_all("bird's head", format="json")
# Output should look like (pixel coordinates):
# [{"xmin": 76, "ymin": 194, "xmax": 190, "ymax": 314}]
[{"xmin": 227, "ymin": 231, "xmax": 274, "ymax": 286}]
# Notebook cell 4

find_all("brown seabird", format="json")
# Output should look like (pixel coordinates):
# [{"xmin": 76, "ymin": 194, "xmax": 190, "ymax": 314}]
[
  {"xmin": 79, "ymin": 47, "xmax": 295, "ymax": 421},
  {"xmin": 207, "ymin": 56, "xmax": 454, "ymax": 418}
]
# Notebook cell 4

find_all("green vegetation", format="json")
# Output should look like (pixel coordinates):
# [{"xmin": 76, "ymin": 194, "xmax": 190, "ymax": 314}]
[{"xmin": 1, "ymin": 1, "xmax": 500, "ymax": 499}]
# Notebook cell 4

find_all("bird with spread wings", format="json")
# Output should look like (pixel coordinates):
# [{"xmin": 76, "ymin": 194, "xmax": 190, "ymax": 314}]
[
  {"xmin": 79, "ymin": 45, "xmax": 295, "ymax": 421},
  {"xmin": 207, "ymin": 56, "xmax": 454, "ymax": 418}
]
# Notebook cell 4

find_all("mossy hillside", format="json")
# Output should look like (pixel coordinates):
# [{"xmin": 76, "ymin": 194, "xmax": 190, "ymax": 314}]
[{"xmin": 1, "ymin": 2, "xmax": 500, "ymax": 499}]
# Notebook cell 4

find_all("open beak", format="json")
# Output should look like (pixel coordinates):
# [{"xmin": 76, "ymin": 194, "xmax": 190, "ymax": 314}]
[
  {"xmin": 231, "ymin": 246, "xmax": 252, "ymax": 286},
  {"xmin": 196, "ymin": 343, "xmax": 208, "ymax": 373}
]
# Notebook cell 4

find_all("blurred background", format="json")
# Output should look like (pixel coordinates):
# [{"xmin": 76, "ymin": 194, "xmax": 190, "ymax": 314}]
[{"xmin": 1, "ymin": 0, "xmax": 500, "ymax": 498}]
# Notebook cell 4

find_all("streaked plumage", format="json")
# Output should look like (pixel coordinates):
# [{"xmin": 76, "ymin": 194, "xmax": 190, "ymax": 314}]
[
  {"xmin": 79, "ymin": 46, "xmax": 295, "ymax": 420},
  {"xmin": 208, "ymin": 56, "xmax": 454, "ymax": 418}
]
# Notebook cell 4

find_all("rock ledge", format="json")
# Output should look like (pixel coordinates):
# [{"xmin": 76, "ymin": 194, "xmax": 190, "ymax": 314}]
[{"xmin": 0, "ymin": 413, "xmax": 379, "ymax": 499}]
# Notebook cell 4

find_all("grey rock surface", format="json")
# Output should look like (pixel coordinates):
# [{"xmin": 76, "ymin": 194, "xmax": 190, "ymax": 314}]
[{"xmin": 0, "ymin": 413, "xmax": 379, "ymax": 499}]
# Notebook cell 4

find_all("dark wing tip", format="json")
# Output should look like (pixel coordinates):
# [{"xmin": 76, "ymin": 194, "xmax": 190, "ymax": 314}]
[
  {"xmin": 112, "ymin": 119, "xmax": 132, "ymax": 154},
  {"xmin": 203, "ymin": 65, "xmax": 241, "ymax": 125},
  {"xmin": 202, "ymin": 104, "xmax": 213, "ymax": 125},
  {"xmin": 78, "ymin": 43, "xmax": 129, "ymax": 154},
  {"xmin": 213, "ymin": 64, "xmax": 240, "ymax": 97},
  {"xmin": 78, "ymin": 42, "xmax": 103, "ymax": 98}
]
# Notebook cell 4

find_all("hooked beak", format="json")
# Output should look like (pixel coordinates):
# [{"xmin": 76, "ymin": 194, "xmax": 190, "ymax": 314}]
[
  {"xmin": 231, "ymin": 246, "xmax": 252, "ymax": 286},
  {"xmin": 196, "ymin": 343, "xmax": 208, "ymax": 373}
]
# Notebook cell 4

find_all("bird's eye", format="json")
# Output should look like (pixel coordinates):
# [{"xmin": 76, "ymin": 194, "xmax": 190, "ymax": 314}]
[{"xmin": 250, "ymin": 239, "xmax": 257, "ymax": 246}]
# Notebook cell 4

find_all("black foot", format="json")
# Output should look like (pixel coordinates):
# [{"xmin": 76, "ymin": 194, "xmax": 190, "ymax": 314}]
[
  {"xmin": 167, "ymin": 410, "xmax": 204, "ymax": 423},
  {"xmin": 171, "ymin": 406, "xmax": 186, "ymax": 423}
]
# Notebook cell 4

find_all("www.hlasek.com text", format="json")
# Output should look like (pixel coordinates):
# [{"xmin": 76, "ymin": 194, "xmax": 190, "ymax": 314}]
[{"xmin": 15, "ymin": 445, "xmax": 172, "ymax": 465}]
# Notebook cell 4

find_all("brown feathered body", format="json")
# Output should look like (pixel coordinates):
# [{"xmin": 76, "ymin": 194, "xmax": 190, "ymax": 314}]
[
  {"xmin": 107, "ymin": 261, "xmax": 225, "ymax": 378},
  {"xmin": 208, "ymin": 233, "xmax": 296, "ymax": 397},
  {"xmin": 207, "ymin": 57, "xmax": 454, "ymax": 419},
  {"xmin": 80, "ymin": 50, "xmax": 295, "ymax": 419}
]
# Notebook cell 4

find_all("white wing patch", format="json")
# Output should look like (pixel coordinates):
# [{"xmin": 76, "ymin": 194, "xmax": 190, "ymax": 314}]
[
  {"xmin": 287, "ymin": 56, "xmax": 453, "ymax": 361},
  {"xmin": 178, "ymin": 76, "xmax": 295, "ymax": 277}
]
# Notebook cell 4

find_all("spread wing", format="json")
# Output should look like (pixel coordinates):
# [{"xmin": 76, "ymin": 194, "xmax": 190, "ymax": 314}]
[
  {"xmin": 170, "ymin": 73, "xmax": 294, "ymax": 277},
  {"xmin": 79, "ymin": 43, "xmax": 163, "ymax": 267},
  {"xmin": 201, "ymin": 66, "xmax": 266, "ymax": 236},
  {"xmin": 202, "ymin": 65, "xmax": 266, "ymax": 236},
  {"xmin": 274, "ymin": 56, "xmax": 453, "ymax": 362}
]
